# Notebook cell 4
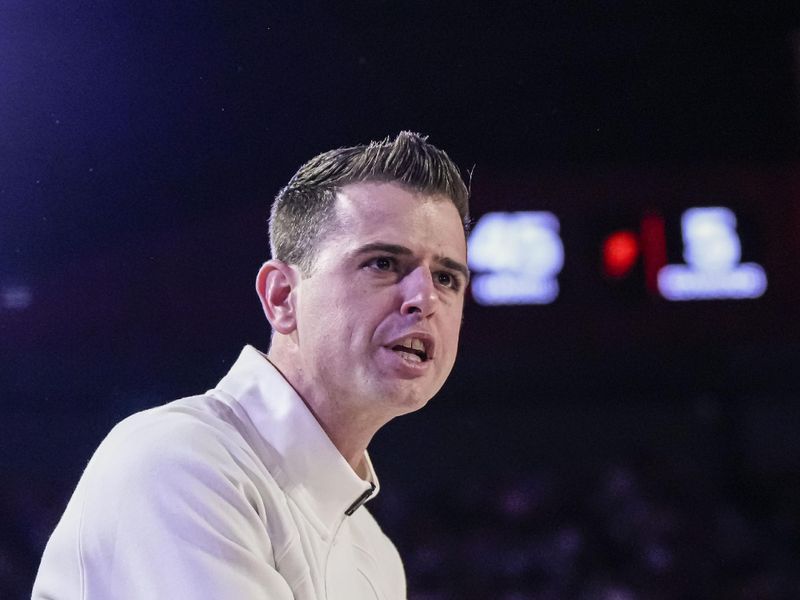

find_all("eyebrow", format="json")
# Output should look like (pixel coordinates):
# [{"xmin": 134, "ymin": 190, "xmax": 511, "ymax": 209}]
[{"xmin": 352, "ymin": 242, "xmax": 471, "ymax": 282}]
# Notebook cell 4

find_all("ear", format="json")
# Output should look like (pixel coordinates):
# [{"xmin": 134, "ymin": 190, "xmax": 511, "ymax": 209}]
[{"xmin": 256, "ymin": 259, "xmax": 299, "ymax": 335}]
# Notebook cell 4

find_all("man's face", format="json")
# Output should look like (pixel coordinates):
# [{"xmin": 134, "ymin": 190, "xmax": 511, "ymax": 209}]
[{"xmin": 292, "ymin": 181, "xmax": 468, "ymax": 419}]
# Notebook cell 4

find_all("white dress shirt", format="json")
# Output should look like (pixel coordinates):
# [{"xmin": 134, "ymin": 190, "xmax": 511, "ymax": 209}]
[{"xmin": 33, "ymin": 345, "xmax": 406, "ymax": 599}]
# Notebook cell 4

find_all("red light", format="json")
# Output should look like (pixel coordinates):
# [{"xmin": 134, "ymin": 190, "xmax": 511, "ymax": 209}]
[{"xmin": 603, "ymin": 230, "xmax": 640, "ymax": 278}]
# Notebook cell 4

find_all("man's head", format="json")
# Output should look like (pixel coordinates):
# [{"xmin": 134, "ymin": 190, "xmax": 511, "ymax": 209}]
[
  {"xmin": 257, "ymin": 133, "xmax": 470, "ymax": 435},
  {"xmin": 268, "ymin": 131, "xmax": 470, "ymax": 275}
]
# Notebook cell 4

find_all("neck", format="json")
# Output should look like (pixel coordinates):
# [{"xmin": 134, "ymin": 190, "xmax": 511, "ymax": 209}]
[
  {"xmin": 301, "ymin": 392, "xmax": 378, "ymax": 473},
  {"xmin": 266, "ymin": 345, "xmax": 386, "ymax": 475}
]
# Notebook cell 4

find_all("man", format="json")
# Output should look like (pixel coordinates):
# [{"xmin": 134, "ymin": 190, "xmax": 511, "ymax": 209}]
[{"xmin": 33, "ymin": 131, "xmax": 471, "ymax": 599}]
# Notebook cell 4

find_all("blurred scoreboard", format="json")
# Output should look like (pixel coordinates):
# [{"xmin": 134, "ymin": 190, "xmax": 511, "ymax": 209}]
[
  {"xmin": 465, "ymin": 165, "xmax": 794, "ymax": 308},
  {"xmin": 457, "ymin": 164, "xmax": 799, "ymax": 390},
  {"xmin": 468, "ymin": 206, "xmax": 767, "ymax": 305}
]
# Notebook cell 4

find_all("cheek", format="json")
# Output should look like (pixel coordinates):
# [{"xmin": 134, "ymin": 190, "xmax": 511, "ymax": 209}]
[
  {"xmin": 330, "ymin": 293, "xmax": 387, "ymax": 348},
  {"xmin": 299, "ymin": 296, "xmax": 346, "ymax": 352},
  {"xmin": 441, "ymin": 313, "xmax": 463, "ymax": 356}
]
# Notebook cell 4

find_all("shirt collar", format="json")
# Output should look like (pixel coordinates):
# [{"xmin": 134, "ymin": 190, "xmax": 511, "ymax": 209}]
[{"xmin": 213, "ymin": 345, "xmax": 379, "ymax": 534}]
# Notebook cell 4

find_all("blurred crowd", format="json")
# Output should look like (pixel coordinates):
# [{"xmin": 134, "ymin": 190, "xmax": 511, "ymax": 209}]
[{"xmin": 373, "ymin": 450, "xmax": 800, "ymax": 600}]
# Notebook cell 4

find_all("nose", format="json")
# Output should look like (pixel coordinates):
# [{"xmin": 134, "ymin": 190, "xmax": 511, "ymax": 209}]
[{"xmin": 400, "ymin": 265, "xmax": 438, "ymax": 317}]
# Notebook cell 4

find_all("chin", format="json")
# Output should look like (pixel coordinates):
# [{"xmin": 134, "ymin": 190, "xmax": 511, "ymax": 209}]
[
  {"xmin": 389, "ymin": 397, "xmax": 432, "ymax": 418},
  {"xmin": 382, "ymin": 384, "xmax": 439, "ymax": 416},
  {"xmin": 363, "ymin": 367, "xmax": 448, "ymax": 417}
]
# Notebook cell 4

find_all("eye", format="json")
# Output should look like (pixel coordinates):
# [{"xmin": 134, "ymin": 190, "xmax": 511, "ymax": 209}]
[
  {"xmin": 375, "ymin": 257, "xmax": 392, "ymax": 270},
  {"xmin": 436, "ymin": 271, "xmax": 460, "ymax": 290},
  {"xmin": 366, "ymin": 256, "xmax": 396, "ymax": 271}
]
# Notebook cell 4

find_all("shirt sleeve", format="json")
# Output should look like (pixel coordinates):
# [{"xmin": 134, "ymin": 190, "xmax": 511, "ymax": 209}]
[{"xmin": 33, "ymin": 411, "xmax": 295, "ymax": 600}]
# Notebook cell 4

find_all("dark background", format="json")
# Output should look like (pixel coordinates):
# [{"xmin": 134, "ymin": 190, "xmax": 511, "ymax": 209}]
[{"xmin": 3, "ymin": 2, "xmax": 800, "ymax": 598}]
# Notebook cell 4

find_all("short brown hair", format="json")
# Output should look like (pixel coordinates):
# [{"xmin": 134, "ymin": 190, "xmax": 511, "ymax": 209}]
[{"xmin": 269, "ymin": 131, "xmax": 470, "ymax": 274}]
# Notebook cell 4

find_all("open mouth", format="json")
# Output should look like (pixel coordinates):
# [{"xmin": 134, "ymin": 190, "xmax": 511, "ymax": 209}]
[{"xmin": 391, "ymin": 336, "xmax": 429, "ymax": 363}]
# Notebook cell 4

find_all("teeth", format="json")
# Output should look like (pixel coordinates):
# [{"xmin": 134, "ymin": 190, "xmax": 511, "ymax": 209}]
[
  {"xmin": 393, "ymin": 336, "xmax": 429, "ymax": 360},
  {"xmin": 399, "ymin": 337, "xmax": 427, "ymax": 355}
]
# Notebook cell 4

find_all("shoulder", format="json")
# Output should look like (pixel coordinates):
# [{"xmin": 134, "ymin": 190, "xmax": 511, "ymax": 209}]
[
  {"xmin": 79, "ymin": 393, "xmax": 269, "ymax": 518},
  {"xmin": 70, "ymin": 393, "xmax": 279, "ymax": 556},
  {"xmin": 35, "ymin": 395, "xmax": 292, "ymax": 598}
]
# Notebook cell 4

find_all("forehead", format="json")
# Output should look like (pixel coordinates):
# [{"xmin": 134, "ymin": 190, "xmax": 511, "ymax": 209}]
[{"xmin": 330, "ymin": 182, "xmax": 467, "ymax": 258}]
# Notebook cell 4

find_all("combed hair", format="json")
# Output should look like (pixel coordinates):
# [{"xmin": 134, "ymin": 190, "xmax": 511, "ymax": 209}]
[{"xmin": 269, "ymin": 131, "xmax": 470, "ymax": 274}]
